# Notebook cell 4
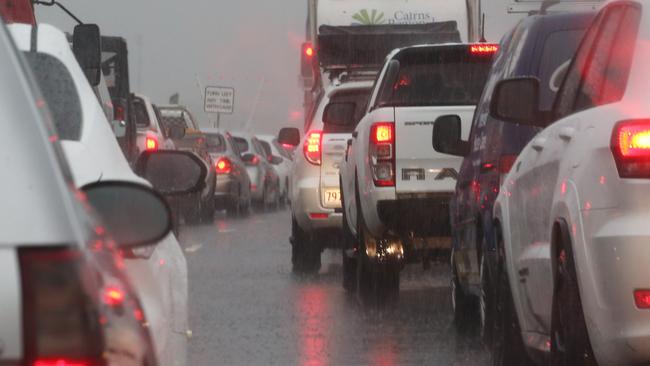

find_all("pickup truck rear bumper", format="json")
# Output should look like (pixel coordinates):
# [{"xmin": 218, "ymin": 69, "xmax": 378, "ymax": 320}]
[{"xmin": 377, "ymin": 194, "xmax": 452, "ymax": 237}]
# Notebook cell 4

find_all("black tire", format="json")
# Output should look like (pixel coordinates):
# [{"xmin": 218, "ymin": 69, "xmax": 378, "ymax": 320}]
[
  {"xmin": 200, "ymin": 196, "xmax": 215, "ymax": 223},
  {"xmin": 491, "ymin": 225, "xmax": 533, "ymax": 366},
  {"xmin": 479, "ymin": 250, "xmax": 496, "ymax": 346},
  {"xmin": 451, "ymin": 254, "xmax": 477, "ymax": 330},
  {"xmin": 291, "ymin": 217, "xmax": 321, "ymax": 274},
  {"xmin": 341, "ymin": 180, "xmax": 357, "ymax": 292},
  {"xmin": 354, "ymin": 180, "xmax": 399, "ymax": 304},
  {"xmin": 184, "ymin": 195, "xmax": 202, "ymax": 225},
  {"xmin": 550, "ymin": 227, "xmax": 596, "ymax": 366}
]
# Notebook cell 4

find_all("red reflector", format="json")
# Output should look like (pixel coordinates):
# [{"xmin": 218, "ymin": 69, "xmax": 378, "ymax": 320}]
[
  {"xmin": 470, "ymin": 44, "xmax": 499, "ymax": 55},
  {"xmin": 635, "ymin": 290, "xmax": 650, "ymax": 309},
  {"xmin": 309, "ymin": 213, "xmax": 329, "ymax": 219},
  {"xmin": 146, "ymin": 136, "xmax": 158, "ymax": 151},
  {"xmin": 34, "ymin": 360, "xmax": 89, "ymax": 366},
  {"xmin": 103, "ymin": 285, "xmax": 125, "ymax": 307},
  {"xmin": 216, "ymin": 157, "xmax": 232, "ymax": 174}
]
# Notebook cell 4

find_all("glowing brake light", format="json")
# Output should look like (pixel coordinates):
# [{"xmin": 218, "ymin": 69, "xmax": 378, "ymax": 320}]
[
  {"xmin": 373, "ymin": 124, "xmax": 393, "ymax": 143},
  {"xmin": 34, "ymin": 360, "xmax": 89, "ymax": 366},
  {"xmin": 470, "ymin": 44, "xmax": 499, "ymax": 55},
  {"xmin": 305, "ymin": 45, "xmax": 314, "ymax": 58},
  {"xmin": 145, "ymin": 136, "xmax": 158, "ymax": 151},
  {"xmin": 611, "ymin": 120, "xmax": 650, "ymax": 178},
  {"xmin": 304, "ymin": 130, "xmax": 322, "ymax": 165},
  {"xmin": 216, "ymin": 157, "xmax": 232, "ymax": 174},
  {"xmin": 634, "ymin": 290, "xmax": 650, "ymax": 309},
  {"xmin": 369, "ymin": 123, "xmax": 395, "ymax": 187}
]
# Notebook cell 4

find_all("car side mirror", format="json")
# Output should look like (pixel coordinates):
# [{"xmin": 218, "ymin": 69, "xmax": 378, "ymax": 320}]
[
  {"xmin": 241, "ymin": 153, "xmax": 257, "ymax": 165},
  {"xmin": 432, "ymin": 115, "xmax": 469, "ymax": 157},
  {"xmin": 73, "ymin": 24, "xmax": 102, "ymax": 87},
  {"xmin": 135, "ymin": 150, "xmax": 207, "ymax": 195},
  {"xmin": 323, "ymin": 102, "xmax": 356, "ymax": 126},
  {"xmin": 111, "ymin": 119, "xmax": 127, "ymax": 138},
  {"xmin": 168, "ymin": 125, "xmax": 186, "ymax": 140},
  {"xmin": 82, "ymin": 182, "xmax": 171, "ymax": 248},
  {"xmin": 278, "ymin": 127, "xmax": 300, "ymax": 147},
  {"xmin": 490, "ymin": 77, "xmax": 547, "ymax": 127}
]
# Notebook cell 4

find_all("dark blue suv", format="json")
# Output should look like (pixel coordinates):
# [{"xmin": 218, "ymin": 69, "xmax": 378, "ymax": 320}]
[{"xmin": 431, "ymin": 12, "xmax": 595, "ymax": 338}]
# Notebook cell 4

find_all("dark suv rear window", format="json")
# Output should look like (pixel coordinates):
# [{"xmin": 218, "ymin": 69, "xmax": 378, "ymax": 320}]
[
  {"xmin": 323, "ymin": 89, "xmax": 371, "ymax": 133},
  {"xmin": 375, "ymin": 46, "xmax": 493, "ymax": 108}
]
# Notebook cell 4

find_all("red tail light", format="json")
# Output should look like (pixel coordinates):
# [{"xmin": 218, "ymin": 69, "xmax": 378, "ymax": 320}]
[
  {"xmin": 499, "ymin": 154, "xmax": 518, "ymax": 187},
  {"xmin": 216, "ymin": 157, "xmax": 232, "ymax": 174},
  {"xmin": 611, "ymin": 120, "xmax": 650, "ymax": 178},
  {"xmin": 303, "ymin": 43, "xmax": 315, "ymax": 58},
  {"xmin": 369, "ymin": 122, "xmax": 395, "ymax": 187},
  {"xmin": 20, "ymin": 248, "xmax": 103, "ymax": 365},
  {"xmin": 145, "ymin": 136, "xmax": 158, "ymax": 151},
  {"xmin": 34, "ymin": 359, "xmax": 90, "ymax": 366},
  {"xmin": 304, "ymin": 130, "xmax": 322, "ymax": 165},
  {"xmin": 470, "ymin": 44, "xmax": 499, "ymax": 55},
  {"xmin": 634, "ymin": 290, "xmax": 650, "ymax": 309}
]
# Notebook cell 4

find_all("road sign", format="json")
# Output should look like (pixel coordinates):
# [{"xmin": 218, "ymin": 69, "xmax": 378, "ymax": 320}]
[{"xmin": 204, "ymin": 86, "xmax": 235, "ymax": 114}]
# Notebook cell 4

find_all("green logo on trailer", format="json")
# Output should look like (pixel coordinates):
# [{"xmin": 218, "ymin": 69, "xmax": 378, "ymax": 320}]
[{"xmin": 352, "ymin": 9, "xmax": 386, "ymax": 25}]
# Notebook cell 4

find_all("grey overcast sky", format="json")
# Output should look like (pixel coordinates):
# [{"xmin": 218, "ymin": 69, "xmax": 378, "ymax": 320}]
[{"xmin": 36, "ymin": 0, "xmax": 307, "ymax": 134}]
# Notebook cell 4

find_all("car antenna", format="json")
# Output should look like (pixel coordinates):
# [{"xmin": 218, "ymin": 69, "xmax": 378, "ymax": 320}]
[
  {"xmin": 32, "ymin": 0, "xmax": 83, "ymax": 24},
  {"xmin": 479, "ymin": 13, "xmax": 487, "ymax": 43}
]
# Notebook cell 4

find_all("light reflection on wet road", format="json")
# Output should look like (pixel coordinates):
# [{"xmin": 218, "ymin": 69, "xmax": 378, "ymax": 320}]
[{"xmin": 180, "ymin": 209, "xmax": 489, "ymax": 365}]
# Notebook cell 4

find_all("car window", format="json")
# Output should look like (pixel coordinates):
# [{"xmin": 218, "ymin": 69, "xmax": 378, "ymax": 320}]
[
  {"xmin": 133, "ymin": 98, "xmax": 150, "ymax": 128},
  {"xmin": 323, "ymin": 89, "xmax": 371, "ymax": 133},
  {"xmin": 233, "ymin": 137, "xmax": 249, "ymax": 153},
  {"xmin": 23, "ymin": 52, "xmax": 82, "ymax": 141},
  {"xmin": 537, "ymin": 29, "xmax": 587, "ymax": 111},
  {"xmin": 206, "ymin": 134, "xmax": 227, "ymax": 153},
  {"xmin": 159, "ymin": 109, "xmax": 188, "ymax": 130},
  {"xmin": 253, "ymin": 139, "xmax": 267, "ymax": 157},
  {"xmin": 573, "ymin": 6, "xmax": 624, "ymax": 112},
  {"xmin": 375, "ymin": 46, "xmax": 493, "ymax": 108},
  {"xmin": 259, "ymin": 140, "xmax": 273, "ymax": 157}
]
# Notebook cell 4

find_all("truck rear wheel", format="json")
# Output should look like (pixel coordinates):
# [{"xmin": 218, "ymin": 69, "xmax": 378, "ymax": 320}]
[{"xmin": 291, "ymin": 218, "xmax": 321, "ymax": 274}]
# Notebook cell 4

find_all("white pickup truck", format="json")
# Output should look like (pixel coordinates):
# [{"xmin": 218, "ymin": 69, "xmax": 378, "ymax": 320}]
[{"xmin": 340, "ymin": 43, "xmax": 496, "ymax": 297}]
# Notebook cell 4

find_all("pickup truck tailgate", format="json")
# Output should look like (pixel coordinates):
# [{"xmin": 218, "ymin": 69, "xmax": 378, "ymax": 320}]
[
  {"xmin": 395, "ymin": 106, "xmax": 474, "ymax": 193},
  {"xmin": 320, "ymin": 133, "xmax": 349, "ymax": 208}
]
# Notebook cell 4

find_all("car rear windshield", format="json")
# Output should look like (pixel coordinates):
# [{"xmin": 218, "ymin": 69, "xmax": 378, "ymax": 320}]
[
  {"xmin": 159, "ymin": 109, "xmax": 190, "ymax": 130},
  {"xmin": 259, "ymin": 140, "xmax": 273, "ymax": 157},
  {"xmin": 23, "ymin": 52, "xmax": 82, "ymax": 141},
  {"xmin": 206, "ymin": 133, "xmax": 227, "ymax": 153},
  {"xmin": 375, "ymin": 46, "xmax": 493, "ymax": 108},
  {"xmin": 133, "ymin": 98, "xmax": 150, "ymax": 128},
  {"xmin": 323, "ymin": 88, "xmax": 371, "ymax": 133}
]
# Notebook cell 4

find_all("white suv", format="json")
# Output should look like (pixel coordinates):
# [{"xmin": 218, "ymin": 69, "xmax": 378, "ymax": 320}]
[
  {"xmin": 279, "ymin": 78, "xmax": 374, "ymax": 273},
  {"xmin": 489, "ymin": 1, "xmax": 650, "ymax": 364},
  {"xmin": 340, "ymin": 44, "xmax": 495, "ymax": 296}
]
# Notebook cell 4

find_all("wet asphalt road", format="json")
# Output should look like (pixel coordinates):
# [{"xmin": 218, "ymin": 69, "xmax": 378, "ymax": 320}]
[{"xmin": 179, "ymin": 208, "xmax": 489, "ymax": 366}]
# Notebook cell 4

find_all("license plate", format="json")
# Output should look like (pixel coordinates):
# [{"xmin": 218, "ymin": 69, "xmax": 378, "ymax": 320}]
[{"xmin": 324, "ymin": 189, "xmax": 341, "ymax": 204}]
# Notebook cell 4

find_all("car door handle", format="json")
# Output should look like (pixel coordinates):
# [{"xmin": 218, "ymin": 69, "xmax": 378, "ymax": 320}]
[
  {"xmin": 559, "ymin": 127, "xmax": 575, "ymax": 141},
  {"xmin": 532, "ymin": 137, "xmax": 547, "ymax": 152}
]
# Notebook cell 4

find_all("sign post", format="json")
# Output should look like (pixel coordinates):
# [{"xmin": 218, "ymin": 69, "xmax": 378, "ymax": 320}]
[{"xmin": 204, "ymin": 86, "xmax": 235, "ymax": 129}]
